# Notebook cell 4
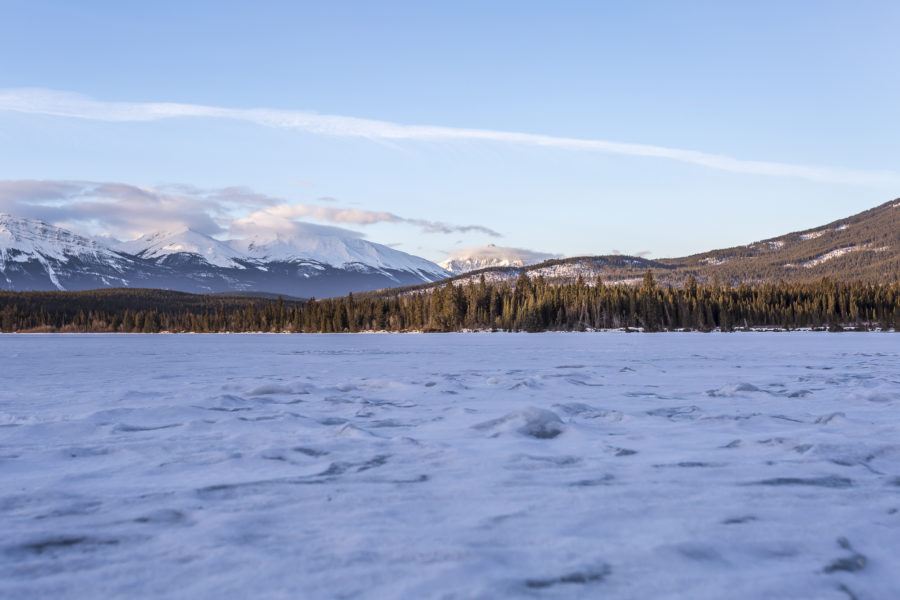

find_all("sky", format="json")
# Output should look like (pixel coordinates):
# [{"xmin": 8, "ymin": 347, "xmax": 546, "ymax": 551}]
[{"xmin": 0, "ymin": 0, "xmax": 898, "ymax": 262}]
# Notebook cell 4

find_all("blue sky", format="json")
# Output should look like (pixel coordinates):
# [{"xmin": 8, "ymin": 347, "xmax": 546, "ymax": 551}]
[{"xmin": 0, "ymin": 0, "xmax": 898, "ymax": 261}]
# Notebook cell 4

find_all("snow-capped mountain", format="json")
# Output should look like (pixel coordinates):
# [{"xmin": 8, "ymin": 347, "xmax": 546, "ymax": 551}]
[
  {"xmin": 115, "ymin": 229, "xmax": 247, "ymax": 269},
  {"xmin": 0, "ymin": 214, "xmax": 450, "ymax": 296},
  {"xmin": 1, "ymin": 215, "xmax": 104, "ymax": 262},
  {"xmin": 439, "ymin": 244, "xmax": 559, "ymax": 274},
  {"xmin": 0, "ymin": 214, "xmax": 135, "ymax": 290},
  {"xmin": 233, "ymin": 221, "xmax": 448, "ymax": 280}
]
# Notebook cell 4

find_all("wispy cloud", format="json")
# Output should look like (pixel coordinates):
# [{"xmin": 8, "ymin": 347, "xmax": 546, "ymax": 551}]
[
  {"xmin": 1, "ymin": 88, "xmax": 898, "ymax": 186},
  {"xmin": 0, "ymin": 180, "xmax": 243, "ymax": 238},
  {"xmin": 0, "ymin": 179, "xmax": 499, "ymax": 240},
  {"xmin": 250, "ymin": 203, "xmax": 501, "ymax": 237}
]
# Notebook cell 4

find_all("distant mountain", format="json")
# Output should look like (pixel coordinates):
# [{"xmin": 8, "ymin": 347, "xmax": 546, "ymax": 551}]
[
  {"xmin": 7, "ymin": 198, "xmax": 898, "ymax": 297},
  {"xmin": 0, "ymin": 215, "xmax": 449, "ymax": 296},
  {"xmin": 386, "ymin": 198, "xmax": 900, "ymax": 292},
  {"xmin": 115, "ymin": 229, "xmax": 246, "ymax": 269},
  {"xmin": 231, "ymin": 222, "xmax": 448, "ymax": 279},
  {"xmin": 439, "ymin": 244, "xmax": 559, "ymax": 274},
  {"xmin": 0, "ymin": 214, "xmax": 138, "ymax": 290}
]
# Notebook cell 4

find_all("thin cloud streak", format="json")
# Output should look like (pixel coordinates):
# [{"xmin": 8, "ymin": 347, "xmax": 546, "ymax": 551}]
[
  {"xmin": 263, "ymin": 203, "xmax": 501, "ymax": 237},
  {"xmin": 1, "ymin": 88, "xmax": 898, "ymax": 186}
]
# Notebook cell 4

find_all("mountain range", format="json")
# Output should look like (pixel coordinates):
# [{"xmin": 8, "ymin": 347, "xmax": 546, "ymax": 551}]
[
  {"xmin": 387, "ymin": 199, "xmax": 900, "ymax": 292},
  {"xmin": 0, "ymin": 215, "xmax": 449, "ymax": 297},
  {"xmin": 2, "ymin": 199, "xmax": 899, "ymax": 297}
]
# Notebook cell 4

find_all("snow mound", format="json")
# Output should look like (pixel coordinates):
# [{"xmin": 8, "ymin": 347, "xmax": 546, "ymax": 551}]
[
  {"xmin": 473, "ymin": 406, "xmax": 566, "ymax": 439},
  {"xmin": 706, "ymin": 383, "xmax": 765, "ymax": 397}
]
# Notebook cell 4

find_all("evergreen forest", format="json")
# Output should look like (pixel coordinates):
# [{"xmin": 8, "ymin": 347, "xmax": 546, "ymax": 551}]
[{"xmin": 2, "ymin": 272, "xmax": 900, "ymax": 333}]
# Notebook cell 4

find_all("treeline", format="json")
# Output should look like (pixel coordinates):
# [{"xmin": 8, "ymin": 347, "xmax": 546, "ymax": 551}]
[
  {"xmin": 0, "ymin": 289, "xmax": 304, "ymax": 333},
  {"xmin": 2, "ymin": 273, "xmax": 900, "ymax": 333},
  {"xmin": 300, "ymin": 273, "xmax": 900, "ymax": 332}
]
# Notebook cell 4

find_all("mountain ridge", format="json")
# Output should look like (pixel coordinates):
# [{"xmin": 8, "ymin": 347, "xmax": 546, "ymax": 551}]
[
  {"xmin": 0, "ymin": 214, "xmax": 450, "ymax": 296},
  {"xmin": 3, "ymin": 198, "xmax": 899, "ymax": 297},
  {"xmin": 366, "ymin": 198, "xmax": 900, "ymax": 295}
]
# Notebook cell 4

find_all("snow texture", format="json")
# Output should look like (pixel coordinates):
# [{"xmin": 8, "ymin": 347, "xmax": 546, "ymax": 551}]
[{"xmin": 1, "ymin": 333, "xmax": 899, "ymax": 599}]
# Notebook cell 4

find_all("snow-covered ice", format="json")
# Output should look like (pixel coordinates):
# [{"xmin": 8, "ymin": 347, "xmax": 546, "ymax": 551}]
[{"xmin": 1, "ymin": 333, "xmax": 899, "ymax": 599}]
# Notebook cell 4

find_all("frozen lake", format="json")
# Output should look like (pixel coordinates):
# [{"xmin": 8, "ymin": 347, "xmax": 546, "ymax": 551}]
[{"xmin": 1, "ymin": 333, "xmax": 899, "ymax": 598}]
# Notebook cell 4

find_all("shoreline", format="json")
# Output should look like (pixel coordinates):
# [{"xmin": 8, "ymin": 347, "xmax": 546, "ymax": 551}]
[{"xmin": 1, "ymin": 326, "xmax": 895, "ymax": 335}]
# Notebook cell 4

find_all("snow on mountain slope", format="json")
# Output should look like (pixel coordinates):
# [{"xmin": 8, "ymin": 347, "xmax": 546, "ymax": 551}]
[
  {"xmin": 0, "ymin": 214, "xmax": 121, "ymax": 264},
  {"xmin": 0, "ymin": 214, "xmax": 131, "ymax": 289},
  {"xmin": 233, "ymin": 221, "xmax": 449, "ymax": 279},
  {"xmin": 119, "ymin": 221, "xmax": 450, "ymax": 279},
  {"xmin": 440, "ymin": 244, "xmax": 559, "ymax": 274},
  {"xmin": 1, "ymin": 214, "xmax": 449, "ymax": 293},
  {"xmin": 115, "ymin": 229, "xmax": 247, "ymax": 269}
]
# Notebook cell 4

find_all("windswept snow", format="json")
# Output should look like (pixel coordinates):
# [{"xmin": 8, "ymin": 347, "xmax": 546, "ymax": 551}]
[{"xmin": 1, "ymin": 333, "xmax": 899, "ymax": 599}]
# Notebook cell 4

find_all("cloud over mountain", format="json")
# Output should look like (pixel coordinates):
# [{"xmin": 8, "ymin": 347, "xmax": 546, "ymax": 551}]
[{"xmin": 0, "ymin": 179, "xmax": 498, "ymax": 244}]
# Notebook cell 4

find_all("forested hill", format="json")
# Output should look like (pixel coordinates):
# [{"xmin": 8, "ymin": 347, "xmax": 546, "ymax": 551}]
[
  {"xmin": 0, "ymin": 289, "xmax": 304, "ymax": 333},
  {"xmin": 387, "ymin": 198, "xmax": 900, "ymax": 291},
  {"xmin": 2, "ymin": 277, "xmax": 899, "ymax": 333}
]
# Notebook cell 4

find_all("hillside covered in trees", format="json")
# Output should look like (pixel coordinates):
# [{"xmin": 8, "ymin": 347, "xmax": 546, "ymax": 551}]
[
  {"xmin": 0, "ymin": 289, "xmax": 304, "ymax": 333},
  {"xmin": 391, "ymin": 198, "xmax": 900, "ymax": 290},
  {"xmin": 2, "ymin": 273, "xmax": 899, "ymax": 333}
]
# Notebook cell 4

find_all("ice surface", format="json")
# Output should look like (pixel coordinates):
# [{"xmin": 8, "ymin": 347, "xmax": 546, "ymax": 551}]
[{"xmin": 1, "ymin": 333, "xmax": 899, "ymax": 599}]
